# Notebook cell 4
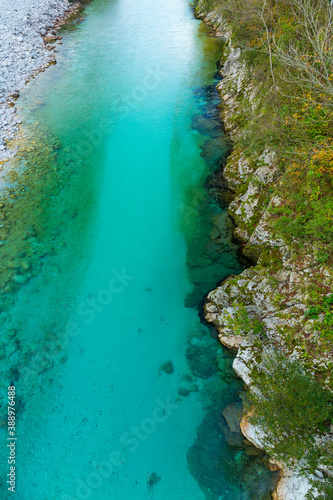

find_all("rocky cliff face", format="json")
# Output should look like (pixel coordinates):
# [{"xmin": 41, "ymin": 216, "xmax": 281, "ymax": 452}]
[{"xmin": 196, "ymin": 0, "xmax": 333, "ymax": 498}]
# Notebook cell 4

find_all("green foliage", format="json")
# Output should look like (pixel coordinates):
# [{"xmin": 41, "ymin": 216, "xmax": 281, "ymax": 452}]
[
  {"xmin": 306, "ymin": 481, "xmax": 333, "ymax": 500},
  {"xmin": 230, "ymin": 303, "xmax": 266, "ymax": 338},
  {"xmin": 199, "ymin": 0, "xmax": 333, "ymax": 259},
  {"xmin": 305, "ymin": 294, "xmax": 333, "ymax": 341},
  {"xmin": 304, "ymin": 438, "xmax": 333, "ymax": 499},
  {"xmin": 196, "ymin": 0, "xmax": 333, "ymax": 495},
  {"xmin": 271, "ymin": 177, "xmax": 333, "ymax": 256},
  {"xmin": 248, "ymin": 352, "xmax": 333, "ymax": 461},
  {"xmin": 305, "ymin": 306, "xmax": 319, "ymax": 319}
]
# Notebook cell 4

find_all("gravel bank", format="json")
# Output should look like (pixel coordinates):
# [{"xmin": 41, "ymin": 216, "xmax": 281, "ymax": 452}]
[{"xmin": 0, "ymin": 0, "xmax": 80, "ymax": 161}]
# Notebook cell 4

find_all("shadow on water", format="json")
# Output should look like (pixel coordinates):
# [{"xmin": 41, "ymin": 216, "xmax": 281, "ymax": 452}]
[{"xmin": 182, "ymin": 68, "xmax": 279, "ymax": 499}]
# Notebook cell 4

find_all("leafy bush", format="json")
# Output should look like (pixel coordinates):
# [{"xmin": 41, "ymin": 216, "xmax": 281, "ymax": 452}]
[
  {"xmin": 304, "ymin": 294, "xmax": 333, "ymax": 341},
  {"xmin": 226, "ymin": 302, "xmax": 266, "ymax": 338},
  {"xmin": 248, "ymin": 352, "xmax": 333, "ymax": 461}
]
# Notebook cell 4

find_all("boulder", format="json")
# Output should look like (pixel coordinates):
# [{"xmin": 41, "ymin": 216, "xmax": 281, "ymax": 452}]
[{"xmin": 222, "ymin": 403, "xmax": 242, "ymax": 433}]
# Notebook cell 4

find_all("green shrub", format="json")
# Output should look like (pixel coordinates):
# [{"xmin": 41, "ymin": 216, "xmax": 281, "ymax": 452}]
[
  {"xmin": 248, "ymin": 352, "xmax": 333, "ymax": 461},
  {"xmin": 230, "ymin": 303, "xmax": 266, "ymax": 338}
]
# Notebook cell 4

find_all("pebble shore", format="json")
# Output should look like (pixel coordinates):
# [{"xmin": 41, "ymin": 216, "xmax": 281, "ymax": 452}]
[{"xmin": 0, "ymin": 0, "xmax": 80, "ymax": 161}]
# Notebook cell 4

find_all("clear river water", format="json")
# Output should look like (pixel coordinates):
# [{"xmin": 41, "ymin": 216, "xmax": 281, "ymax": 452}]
[{"xmin": 0, "ymin": 0, "xmax": 278, "ymax": 498}]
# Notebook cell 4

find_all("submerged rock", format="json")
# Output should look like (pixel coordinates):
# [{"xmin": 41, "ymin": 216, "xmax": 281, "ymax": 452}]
[
  {"xmin": 187, "ymin": 409, "xmax": 277, "ymax": 499},
  {"xmin": 147, "ymin": 472, "xmax": 161, "ymax": 489},
  {"xmin": 178, "ymin": 387, "xmax": 190, "ymax": 397},
  {"xmin": 222, "ymin": 403, "xmax": 242, "ymax": 434},
  {"xmin": 12, "ymin": 273, "xmax": 28, "ymax": 285},
  {"xmin": 186, "ymin": 344, "xmax": 216, "ymax": 379},
  {"xmin": 159, "ymin": 360, "xmax": 174, "ymax": 374}
]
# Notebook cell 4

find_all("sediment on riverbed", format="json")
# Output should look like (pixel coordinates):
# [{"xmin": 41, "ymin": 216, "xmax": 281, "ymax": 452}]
[{"xmin": 0, "ymin": 0, "xmax": 94, "ymax": 439}]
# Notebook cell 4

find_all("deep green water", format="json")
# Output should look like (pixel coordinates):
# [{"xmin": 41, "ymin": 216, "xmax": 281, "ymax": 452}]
[{"xmin": 0, "ymin": 0, "xmax": 278, "ymax": 498}]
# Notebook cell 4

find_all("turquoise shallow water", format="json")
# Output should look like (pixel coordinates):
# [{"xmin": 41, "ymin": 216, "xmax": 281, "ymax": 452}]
[{"xmin": 0, "ymin": 0, "xmax": 278, "ymax": 498}]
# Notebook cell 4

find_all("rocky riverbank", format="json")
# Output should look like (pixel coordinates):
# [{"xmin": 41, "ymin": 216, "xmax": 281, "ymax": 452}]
[
  {"xmin": 0, "ymin": 0, "xmax": 83, "ymax": 165},
  {"xmin": 195, "ymin": 0, "xmax": 333, "ymax": 498}
]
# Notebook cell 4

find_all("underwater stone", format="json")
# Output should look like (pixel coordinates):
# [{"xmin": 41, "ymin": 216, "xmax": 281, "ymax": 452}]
[
  {"xmin": 12, "ymin": 274, "xmax": 28, "ymax": 284},
  {"xmin": 147, "ymin": 472, "xmax": 161, "ymax": 489},
  {"xmin": 222, "ymin": 403, "xmax": 242, "ymax": 433},
  {"xmin": 186, "ymin": 344, "xmax": 216, "ymax": 379},
  {"xmin": 178, "ymin": 387, "xmax": 190, "ymax": 397},
  {"xmin": 160, "ymin": 360, "xmax": 174, "ymax": 374}
]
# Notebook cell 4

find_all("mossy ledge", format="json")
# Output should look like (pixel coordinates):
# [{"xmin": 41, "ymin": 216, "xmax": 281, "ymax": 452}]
[{"xmin": 195, "ymin": 0, "xmax": 333, "ymax": 498}]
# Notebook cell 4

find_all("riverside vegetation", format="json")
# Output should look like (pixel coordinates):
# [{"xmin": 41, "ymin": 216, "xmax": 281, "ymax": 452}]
[
  {"xmin": 0, "ymin": 0, "xmax": 279, "ymax": 498},
  {"xmin": 194, "ymin": 0, "xmax": 333, "ymax": 498}
]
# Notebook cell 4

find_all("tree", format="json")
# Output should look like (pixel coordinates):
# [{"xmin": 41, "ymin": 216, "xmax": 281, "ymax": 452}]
[
  {"xmin": 248, "ymin": 350, "xmax": 333, "ymax": 461},
  {"xmin": 271, "ymin": 0, "xmax": 333, "ymax": 104}
]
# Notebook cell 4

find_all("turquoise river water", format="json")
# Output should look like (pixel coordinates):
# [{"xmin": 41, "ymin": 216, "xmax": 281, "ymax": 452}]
[{"xmin": 0, "ymin": 0, "xmax": 278, "ymax": 498}]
